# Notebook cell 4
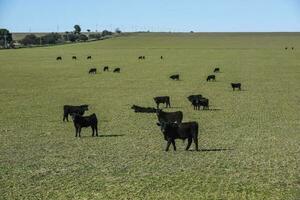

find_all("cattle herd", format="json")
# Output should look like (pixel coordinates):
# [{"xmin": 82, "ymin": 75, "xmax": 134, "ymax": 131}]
[{"xmin": 59, "ymin": 55, "xmax": 243, "ymax": 151}]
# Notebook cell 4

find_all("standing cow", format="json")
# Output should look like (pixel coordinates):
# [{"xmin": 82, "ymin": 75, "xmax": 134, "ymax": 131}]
[{"xmin": 154, "ymin": 96, "xmax": 171, "ymax": 108}]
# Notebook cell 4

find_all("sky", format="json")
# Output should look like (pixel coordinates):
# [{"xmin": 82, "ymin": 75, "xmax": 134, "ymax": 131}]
[{"xmin": 0, "ymin": 0, "xmax": 299, "ymax": 32}]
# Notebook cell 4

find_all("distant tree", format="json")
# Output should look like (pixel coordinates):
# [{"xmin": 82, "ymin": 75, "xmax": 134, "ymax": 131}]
[
  {"xmin": 89, "ymin": 33, "xmax": 102, "ymax": 40},
  {"xmin": 78, "ymin": 34, "xmax": 88, "ymax": 42},
  {"xmin": 87, "ymin": 29, "xmax": 91, "ymax": 33},
  {"xmin": 20, "ymin": 34, "xmax": 39, "ymax": 46},
  {"xmin": 74, "ymin": 25, "xmax": 81, "ymax": 34},
  {"xmin": 102, "ymin": 30, "xmax": 113, "ymax": 37},
  {"xmin": 66, "ymin": 33, "xmax": 78, "ymax": 42},
  {"xmin": 115, "ymin": 28, "xmax": 122, "ymax": 34},
  {"xmin": 41, "ymin": 33, "xmax": 62, "ymax": 44},
  {"xmin": 0, "ymin": 28, "xmax": 13, "ymax": 48}
]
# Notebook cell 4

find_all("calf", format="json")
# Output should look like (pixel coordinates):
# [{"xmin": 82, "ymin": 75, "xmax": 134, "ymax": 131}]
[
  {"xmin": 56, "ymin": 56, "xmax": 62, "ymax": 60},
  {"xmin": 72, "ymin": 113, "xmax": 98, "ymax": 137},
  {"xmin": 231, "ymin": 83, "xmax": 241, "ymax": 91},
  {"xmin": 103, "ymin": 66, "xmax": 109, "ymax": 71},
  {"xmin": 157, "ymin": 121, "xmax": 199, "ymax": 151},
  {"xmin": 87, "ymin": 56, "xmax": 92, "ymax": 59},
  {"xmin": 89, "ymin": 68, "xmax": 97, "ymax": 74},
  {"xmin": 214, "ymin": 68, "xmax": 220, "ymax": 73},
  {"xmin": 154, "ymin": 96, "xmax": 171, "ymax": 108},
  {"xmin": 72, "ymin": 56, "xmax": 77, "ymax": 60},
  {"xmin": 63, "ymin": 105, "xmax": 89, "ymax": 122},
  {"xmin": 206, "ymin": 75, "xmax": 216, "ymax": 82},
  {"xmin": 131, "ymin": 105, "xmax": 160, "ymax": 113},
  {"xmin": 170, "ymin": 74, "xmax": 180, "ymax": 80},
  {"xmin": 156, "ymin": 110, "xmax": 183, "ymax": 124},
  {"xmin": 113, "ymin": 68, "xmax": 120, "ymax": 73}
]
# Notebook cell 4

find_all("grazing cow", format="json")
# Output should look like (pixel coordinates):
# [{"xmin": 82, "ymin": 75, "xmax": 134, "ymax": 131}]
[
  {"xmin": 154, "ymin": 96, "xmax": 171, "ymax": 108},
  {"xmin": 156, "ymin": 110, "xmax": 183, "ymax": 124},
  {"xmin": 89, "ymin": 68, "xmax": 97, "ymax": 74},
  {"xmin": 113, "ymin": 68, "xmax": 120, "ymax": 73},
  {"xmin": 87, "ymin": 56, "xmax": 92, "ymax": 59},
  {"xmin": 131, "ymin": 105, "xmax": 160, "ymax": 113},
  {"xmin": 206, "ymin": 75, "xmax": 216, "ymax": 82},
  {"xmin": 187, "ymin": 95, "xmax": 202, "ymax": 109},
  {"xmin": 103, "ymin": 66, "xmax": 109, "ymax": 71},
  {"xmin": 72, "ymin": 113, "xmax": 98, "ymax": 137},
  {"xmin": 214, "ymin": 68, "xmax": 220, "ymax": 73},
  {"xmin": 231, "ymin": 83, "xmax": 241, "ymax": 91},
  {"xmin": 56, "ymin": 56, "xmax": 62, "ymax": 60},
  {"xmin": 63, "ymin": 105, "xmax": 89, "ymax": 122},
  {"xmin": 138, "ymin": 56, "xmax": 145, "ymax": 60},
  {"xmin": 196, "ymin": 98, "xmax": 209, "ymax": 110},
  {"xmin": 170, "ymin": 74, "xmax": 180, "ymax": 80},
  {"xmin": 160, "ymin": 56, "xmax": 164, "ymax": 59},
  {"xmin": 72, "ymin": 56, "xmax": 77, "ymax": 60},
  {"xmin": 157, "ymin": 121, "xmax": 199, "ymax": 151}
]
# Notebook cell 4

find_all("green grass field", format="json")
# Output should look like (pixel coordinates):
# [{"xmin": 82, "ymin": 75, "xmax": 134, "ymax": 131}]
[{"xmin": 0, "ymin": 33, "xmax": 299, "ymax": 200}]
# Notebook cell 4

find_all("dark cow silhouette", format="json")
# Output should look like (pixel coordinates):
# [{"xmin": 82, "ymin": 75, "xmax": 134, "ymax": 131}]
[
  {"xmin": 157, "ymin": 121, "xmax": 199, "ymax": 151},
  {"xmin": 87, "ymin": 56, "xmax": 92, "ymax": 59},
  {"xmin": 206, "ymin": 75, "xmax": 216, "ymax": 82},
  {"xmin": 231, "ymin": 83, "xmax": 241, "ymax": 91},
  {"xmin": 214, "ymin": 68, "xmax": 220, "ymax": 73},
  {"xmin": 72, "ymin": 56, "xmax": 77, "ymax": 60},
  {"xmin": 160, "ymin": 56, "xmax": 164, "ymax": 59},
  {"xmin": 89, "ymin": 68, "xmax": 97, "ymax": 74},
  {"xmin": 187, "ymin": 95, "xmax": 202, "ymax": 110},
  {"xmin": 138, "ymin": 56, "xmax": 145, "ymax": 60},
  {"xmin": 285, "ymin": 47, "xmax": 288, "ymax": 50},
  {"xmin": 131, "ymin": 105, "xmax": 160, "ymax": 113},
  {"xmin": 103, "ymin": 66, "xmax": 109, "ymax": 71},
  {"xmin": 113, "ymin": 68, "xmax": 120, "ymax": 73},
  {"xmin": 72, "ymin": 113, "xmax": 98, "ymax": 137},
  {"xmin": 195, "ymin": 98, "xmax": 209, "ymax": 110},
  {"xmin": 154, "ymin": 96, "xmax": 171, "ymax": 108},
  {"xmin": 291, "ymin": 47, "xmax": 294, "ymax": 50},
  {"xmin": 63, "ymin": 105, "xmax": 89, "ymax": 122},
  {"xmin": 56, "ymin": 56, "xmax": 62, "ymax": 60},
  {"xmin": 170, "ymin": 74, "xmax": 180, "ymax": 80},
  {"xmin": 156, "ymin": 110, "xmax": 183, "ymax": 124}
]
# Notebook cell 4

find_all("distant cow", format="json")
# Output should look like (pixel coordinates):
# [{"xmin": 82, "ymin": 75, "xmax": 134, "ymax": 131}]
[
  {"xmin": 154, "ymin": 96, "xmax": 171, "ymax": 108},
  {"xmin": 206, "ymin": 75, "xmax": 216, "ymax": 82},
  {"xmin": 72, "ymin": 56, "xmax": 77, "ymax": 60},
  {"xmin": 156, "ymin": 110, "xmax": 183, "ymax": 124},
  {"xmin": 160, "ymin": 56, "xmax": 164, "ymax": 59},
  {"xmin": 214, "ymin": 68, "xmax": 220, "ymax": 73},
  {"xmin": 63, "ymin": 105, "xmax": 89, "ymax": 122},
  {"xmin": 113, "ymin": 68, "xmax": 120, "ymax": 73},
  {"xmin": 56, "ymin": 56, "xmax": 62, "ymax": 60},
  {"xmin": 187, "ymin": 95, "xmax": 202, "ymax": 110},
  {"xmin": 103, "ymin": 66, "xmax": 109, "ymax": 71},
  {"xmin": 291, "ymin": 47, "xmax": 294, "ymax": 50},
  {"xmin": 285, "ymin": 47, "xmax": 288, "ymax": 50},
  {"xmin": 157, "ymin": 121, "xmax": 199, "ymax": 151},
  {"xmin": 138, "ymin": 56, "xmax": 145, "ymax": 60},
  {"xmin": 72, "ymin": 113, "xmax": 98, "ymax": 137},
  {"xmin": 87, "ymin": 56, "xmax": 92, "ymax": 59},
  {"xmin": 231, "ymin": 83, "xmax": 241, "ymax": 91},
  {"xmin": 196, "ymin": 98, "xmax": 209, "ymax": 110},
  {"xmin": 131, "ymin": 105, "xmax": 160, "ymax": 113},
  {"xmin": 170, "ymin": 74, "xmax": 180, "ymax": 80},
  {"xmin": 89, "ymin": 68, "xmax": 97, "ymax": 74}
]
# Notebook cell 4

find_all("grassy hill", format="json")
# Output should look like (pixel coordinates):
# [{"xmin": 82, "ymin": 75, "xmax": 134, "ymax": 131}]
[{"xmin": 0, "ymin": 33, "xmax": 299, "ymax": 199}]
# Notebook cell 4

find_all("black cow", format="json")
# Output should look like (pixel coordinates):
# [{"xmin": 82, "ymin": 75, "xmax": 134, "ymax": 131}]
[
  {"xmin": 291, "ymin": 47, "xmax": 294, "ymax": 50},
  {"xmin": 138, "ymin": 56, "xmax": 145, "ymax": 60},
  {"xmin": 160, "ymin": 56, "xmax": 164, "ymax": 59},
  {"xmin": 285, "ymin": 47, "xmax": 288, "ymax": 50},
  {"xmin": 187, "ymin": 95, "xmax": 202, "ymax": 109},
  {"xmin": 206, "ymin": 75, "xmax": 216, "ymax": 82},
  {"xmin": 89, "ymin": 68, "xmax": 97, "ymax": 74},
  {"xmin": 154, "ymin": 96, "xmax": 171, "ymax": 108},
  {"xmin": 72, "ymin": 113, "xmax": 98, "ymax": 137},
  {"xmin": 131, "ymin": 105, "xmax": 160, "ymax": 113},
  {"xmin": 156, "ymin": 110, "xmax": 183, "ymax": 124},
  {"xmin": 87, "ymin": 56, "xmax": 92, "ymax": 59},
  {"xmin": 72, "ymin": 56, "xmax": 77, "ymax": 60},
  {"xmin": 56, "ymin": 56, "xmax": 62, "ymax": 60},
  {"xmin": 231, "ymin": 83, "xmax": 241, "ymax": 91},
  {"xmin": 214, "ymin": 68, "xmax": 220, "ymax": 73},
  {"xmin": 63, "ymin": 105, "xmax": 89, "ymax": 122},
  {"xmin": 103, "ymin": 66, "xmax": 109, "ymax": 71},
  {"xmin": 196, "ymin": 98, "xmax": 209, "ymax": 110},
  {"xmin": 170, "ymin": 74, "xmax": 179, "ymax": 80},
  {"xmin": 113, "ymin": 68, "xmax": 120, "ymax": 73},
  {"xmin": 157, "ymin": 121, "xmax": 199, "ymax": 151}
]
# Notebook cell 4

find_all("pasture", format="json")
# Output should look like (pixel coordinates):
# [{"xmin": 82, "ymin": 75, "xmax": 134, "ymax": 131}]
[{"xmin": 0, "ymin": 32, "xmax": 299, "ymax": 199}]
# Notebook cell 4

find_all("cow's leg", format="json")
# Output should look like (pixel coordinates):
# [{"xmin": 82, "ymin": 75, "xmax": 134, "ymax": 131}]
[
  {"xmin": 171, "ymin": 140, "xmax": 176, "ymax": 151},
  {"xmin": 165, "ymin": 139, "xmax": 172, "ymax": 151},
  {"xmin": 194, "ymin": 137, "xmax": 199, "ymax": 151},
  {"xmin": 75, "ymin": 127, "xmax": 78, "ymax": 137},
  {"xmin": 78, "ymin": 127, "xmax": 82, "ymax": 137},
  {"xmin": 95, "ymin": 125, "xmax": 98, "ymax": 136},
  {"xmin": 186, "ymin": 138, "xmax": 192, "ymax": 150},
  {"xmin": 92, "ymin": 127, "xmax": 95, "ymax": 137}
]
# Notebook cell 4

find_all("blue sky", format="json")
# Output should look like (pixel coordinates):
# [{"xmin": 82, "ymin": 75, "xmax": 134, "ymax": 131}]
[{"xmin": 0, "ymin": 0, "xmax": 299, "ymax": 32}]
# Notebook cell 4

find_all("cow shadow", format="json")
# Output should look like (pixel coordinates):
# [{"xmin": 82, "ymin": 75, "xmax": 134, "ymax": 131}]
[
  {"xmin": 99, "ymin": 134, "xmax": 125, "ymax": 137},
  {"xmin": 77, "ymin": 134, "xmax": 125, "ymax": 138},
  {"xmin": 204, "ymin": 108, "xmax": 222, "ymax": 111},
  {"xmin": 189, "ymin": 148, "xmax": 233, "ymax": 152}
]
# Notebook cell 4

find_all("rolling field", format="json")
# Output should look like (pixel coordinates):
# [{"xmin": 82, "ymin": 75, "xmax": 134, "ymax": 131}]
[{"xmin": 0, "ymin": 33, "xmax": 299, "ymax": 200}]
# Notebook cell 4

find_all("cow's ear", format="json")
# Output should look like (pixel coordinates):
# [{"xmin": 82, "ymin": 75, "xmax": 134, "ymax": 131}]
[{"xmin": 156, "ymin": 123, "xmax": 161, "ymax": 126}]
